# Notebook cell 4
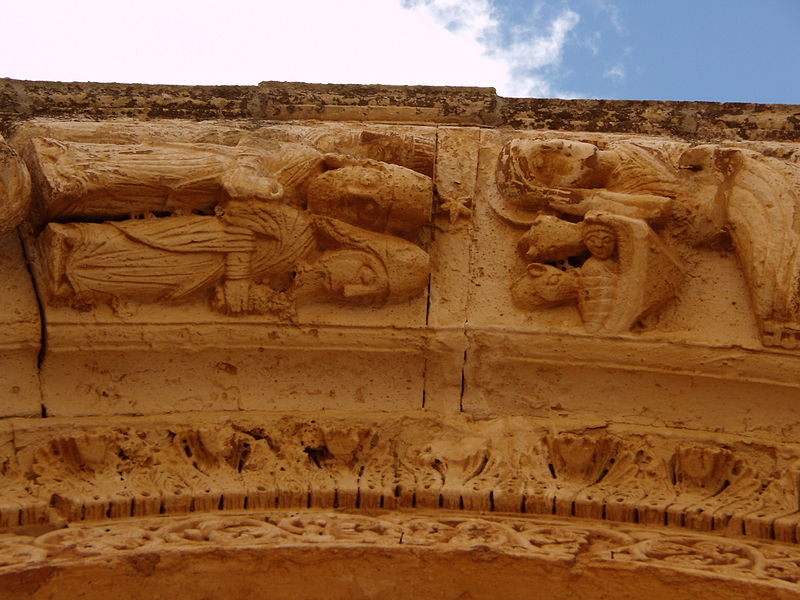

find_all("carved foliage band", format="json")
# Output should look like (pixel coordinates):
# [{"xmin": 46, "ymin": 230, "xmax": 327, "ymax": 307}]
[{"xmin": 2, "ymin": 415, "xmax": 799, "ymax": 544}]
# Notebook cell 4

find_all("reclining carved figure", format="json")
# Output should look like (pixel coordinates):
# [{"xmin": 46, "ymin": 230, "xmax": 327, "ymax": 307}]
[{"xmin": 23, "ymin": 136, "xmax": 432, "ymax": 315}]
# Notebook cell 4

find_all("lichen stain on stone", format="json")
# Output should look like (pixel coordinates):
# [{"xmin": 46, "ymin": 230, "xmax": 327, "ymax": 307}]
[
  {"xmin": 128, "ymin": 553, "xmax": 161, "ymax": 577},
  {"xmin": 0, "ymin": 566, "xmax": 58, "ymax": 596}
]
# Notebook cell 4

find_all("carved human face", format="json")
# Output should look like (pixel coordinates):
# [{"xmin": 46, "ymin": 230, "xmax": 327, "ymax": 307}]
[
  {"xmin": 314, "ymin": 249, "xmax": 389, "ymax": 302},
  {"xmin": 307, "ymin": 165, "xmax": 431, "ymax": 237},
  {"xmin": 307, "ymin": 167, "xmax": 391, "ymax": 232},
  {"xmin": 583, "ymin": 226, "xmax": 616, "ymax": 260}
]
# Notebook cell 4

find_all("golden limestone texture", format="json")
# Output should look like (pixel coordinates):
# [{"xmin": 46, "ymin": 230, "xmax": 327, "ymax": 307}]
[{"xmin": 0, "ymin": 80, "xmax": 800, "ymax": 598}]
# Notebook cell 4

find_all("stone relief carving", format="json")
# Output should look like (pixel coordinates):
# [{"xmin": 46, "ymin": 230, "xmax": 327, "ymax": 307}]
[
  {"xmin": 0, "ymin": 137, "xmax": 31, "ymax": 236},
  {"xmin": 495, "ymin": 137, "xmax": 800, "ymax": 345},
  {"xmin": 1, "ymin": 85, "xmax": 800, "ymax": 598},
  {"xmin": 2, "ymin": 415, "xmax": 798, "ymax": 543},
  {"xmin": 510, "ymin": 212, "xmax": 684, "ymax": 334},
  {"xmin": 3, "ymin": 510, "xmax": 800, "ymax": 593},
  {"xmin": 19, "ymin": 130, "xmax": 433, "ymax": 315}
]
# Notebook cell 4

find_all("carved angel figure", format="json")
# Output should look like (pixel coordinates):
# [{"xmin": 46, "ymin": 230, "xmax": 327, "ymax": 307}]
[
  {"xmin": 25, "ymin": 136, "xmax": 432, "ymax": 314},
  {"xmin": 705, "ymin": 147, "xmax": 800, "ymax": 347},
  {"xmin": 497, "ymin": 137, "xmax": 800, "ymax": 345},
  {"xmin": 497, "ymin": 138, "xmax": 686, "ymax": 334}
]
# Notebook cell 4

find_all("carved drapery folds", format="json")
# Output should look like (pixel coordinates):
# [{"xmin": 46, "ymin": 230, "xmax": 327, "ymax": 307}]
[
  {"xmin": 22, "ymin": 130, "xmax": 433, "ymax": 316},
  {"xmin": 0, "ymin": 120, "xmax": 799, "ymax": 429},
  {"xmin": 1, "ymin": 88, "xmax": 800, "ymax": 597},
  {"xmin": 6, "ymin": 121, "xmax": 800, "ymax": 340}
]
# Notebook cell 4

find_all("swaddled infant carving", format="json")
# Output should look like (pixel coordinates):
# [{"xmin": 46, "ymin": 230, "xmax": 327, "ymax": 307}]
[
  {"xmin": 511, "ymin": 212, "xmax": 684, "ymax": 334},
  {"xmin": 497, "ymin": 137, "xmax": 800, "ymax": 344}
]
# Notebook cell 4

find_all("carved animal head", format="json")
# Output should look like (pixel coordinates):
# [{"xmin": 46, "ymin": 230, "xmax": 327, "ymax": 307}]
[
  {"xmin": 496, "ymin": 138, "xmax": 601, "ymax": 210},
  {"xmin": 510, "ymin": 263, "xmax": 578, "ymax": 310},
  {"xmin": 517, "ymin": 215, "xmax": 585, "ymax": 262}
]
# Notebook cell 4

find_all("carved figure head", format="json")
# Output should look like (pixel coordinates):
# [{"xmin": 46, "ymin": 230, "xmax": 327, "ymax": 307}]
[
  {"xmin": 582, "ymin": 220, "xmax": 617, "ymax": 261},
  {"xmin": 313, "ymin": 249, "xmax": 389, "ymax": 301},
  {"xmin": 293, "ymin": 217, "xmax": 429, "ymax": 305},
  {"xmin": 306, "ymin": 164, "xmax": 431, "ymax": 238},
  {"xmin": 496, "ymin": 138, "xmax": 600, "ymax": 211}
]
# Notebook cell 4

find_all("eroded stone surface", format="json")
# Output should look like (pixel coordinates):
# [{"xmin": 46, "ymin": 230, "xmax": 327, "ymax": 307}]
[
  {"xmin": 3, "ymin": 79, "xmax": 800, "ymax": 141},
  {"xmin": 0, "ymin": 81, "xmax": 798, "ymax": 596},
  {"xmin": 0, "ymin": 231, "xmax": 40, "ymax": 417},
  {"xmin": 1, "ymin": 413, "xmax": 799, "ymax": 544},
  {"xmin": 464, "ymin": 128, "xmax": 800, "ymax": 437},
  {"xmin": 2, "ymin": 119, "xmax": 798, "ymax": 429},
  {"xmin": 3, "ymin": 510, "xmax": 800, "ymax": 599}
]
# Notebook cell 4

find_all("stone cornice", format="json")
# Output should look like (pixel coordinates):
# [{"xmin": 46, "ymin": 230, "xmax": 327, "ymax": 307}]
[{"xmin": 1, "ymin": 79, "xmax": 799, "ymax": 141}]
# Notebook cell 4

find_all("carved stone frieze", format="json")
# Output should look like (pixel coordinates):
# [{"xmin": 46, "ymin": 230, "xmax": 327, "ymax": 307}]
[
  {"xmin": 20, "ymin": 129, "xmax": 432, "ymax": 316},
  {"xmin": 0, "ymin": 80, "xmax": 799, "ymax": 598},
  {"xmin": 2, "ymin": 510, "xmax": 800, "ymax": 599},
  {"xmin": 462, "ymin": 128, "xmax": 800, "ymax": 432},
  {"xmin": 1, "ymin": 413, "xmax": 799, "ymax": 545},
  {"xmin": 494, "ymin": 136, "xmax": 800, "ymax": 344},
  {"xmin": 0, "ymin": 116, "xmax": 798, "ymax": 432}
]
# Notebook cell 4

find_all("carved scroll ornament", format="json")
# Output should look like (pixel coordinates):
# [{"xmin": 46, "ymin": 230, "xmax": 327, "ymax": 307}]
[{"xmin": 4, "ymin": 510, "xmax": 800, "ymax": 592}]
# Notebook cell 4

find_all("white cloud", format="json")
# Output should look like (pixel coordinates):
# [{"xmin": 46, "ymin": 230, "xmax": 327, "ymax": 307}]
[
  {"xmin": 496, "ymin": 9, "xmax": 581, "ymax": 96},
  {"xmin": 589, "ymin": 0, "xmax": 625, "ymax": 34},
  {"xmin": 0, "ymin": 0, "xmax": 581, "ymax": 98},
  {"xmin": 583, "ymin": 31, "xmax": 602, "ymax": 56},
  {"xmin": 406, "ymin": 0, "xmax": 581, "ymax": 96},
  {"xmin": 603, "ymin": 64, "xmax": 626, "ymax": 81}
]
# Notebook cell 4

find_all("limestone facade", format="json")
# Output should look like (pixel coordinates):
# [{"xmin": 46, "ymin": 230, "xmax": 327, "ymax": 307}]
[{"xmin": 1, "ymin": 79, "xmax": 800, "ymax": 599}]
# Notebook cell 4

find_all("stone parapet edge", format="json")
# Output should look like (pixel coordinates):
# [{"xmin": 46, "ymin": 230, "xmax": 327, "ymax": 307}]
[{"xmin": 1, "ymin": 79, "xmax": 799, "ymax": 141}]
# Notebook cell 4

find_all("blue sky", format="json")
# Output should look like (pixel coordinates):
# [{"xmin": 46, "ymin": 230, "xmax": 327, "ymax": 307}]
[
  {"xmin": 2, "ymin": 0, "xmax": 798, "ymax": 103},
  {"xmin": 501, "ymin": 0, "xmax": 800, "ymax": 102}
]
